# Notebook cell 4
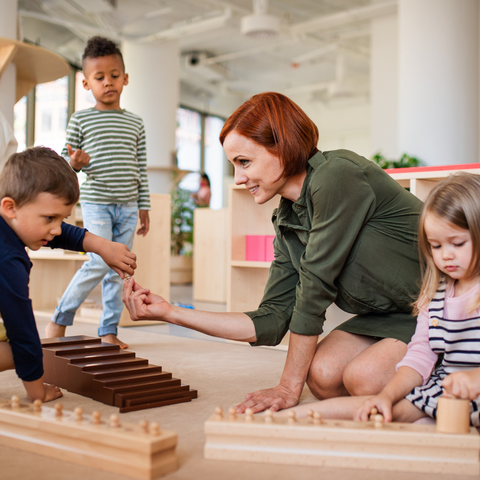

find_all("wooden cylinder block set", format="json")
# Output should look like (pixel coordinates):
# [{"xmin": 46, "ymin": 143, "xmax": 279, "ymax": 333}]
[
  {"xmin": 41, "ymin": 336, "xmax": 197, "ymax": 413},
  {"xmin": 204, "ymin": 405, "xmax": 480, "ymax": 476},
  {"xmin": 0, "ymin": 396, "xmax": 178, "ymax": 479}
]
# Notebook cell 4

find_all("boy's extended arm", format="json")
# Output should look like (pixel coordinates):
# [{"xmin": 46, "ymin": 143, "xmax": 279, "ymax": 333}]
[{"xmin": 82, "ymin": 231, "xmax": 136, "ymax": 278}]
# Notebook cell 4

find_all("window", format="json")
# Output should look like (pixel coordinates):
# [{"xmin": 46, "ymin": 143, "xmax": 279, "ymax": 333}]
[
  {"xmin": 175, "ymin": 106, "xmax": 226, "ymax": 209},
  {"xmin": 13, "ymin": 96, "xmax": 27, "ymax": 151},
  {"xmin": 34, "ymin": 76, "xmax": 68, "ymax": 153}
]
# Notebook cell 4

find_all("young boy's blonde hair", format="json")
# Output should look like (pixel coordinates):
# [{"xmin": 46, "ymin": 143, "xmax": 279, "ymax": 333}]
[
  {"xmin": 414, "ymin": 172, "xmax": 480, "ymax": 314},
  {"xmin": 0, "ymin": 147, "xmax": 79, "ymax": 208}
]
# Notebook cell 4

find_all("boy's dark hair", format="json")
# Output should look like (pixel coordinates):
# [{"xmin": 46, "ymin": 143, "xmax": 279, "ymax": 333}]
[
  {"xmin": 0, "ymin": 147, "xmax": 80, "ymax": 208},
  {"xmin": 82, "ymin": 36, "xmax": 124, "ymax": 70}
]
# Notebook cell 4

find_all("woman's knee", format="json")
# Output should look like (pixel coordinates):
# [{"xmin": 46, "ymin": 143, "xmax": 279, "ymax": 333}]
[
  {"xmin": 343, "ymin": 338, "xmax": 407, "ymax": 396},
  {"xmin": 306, "ymin": 354, "xmax": 348, "ymax": 399}
]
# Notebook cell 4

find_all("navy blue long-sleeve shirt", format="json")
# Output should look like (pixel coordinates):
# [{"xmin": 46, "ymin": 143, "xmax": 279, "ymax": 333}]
[{"xmin": 0, "ymin": 217, "xmax": 86, "ymax": 381}]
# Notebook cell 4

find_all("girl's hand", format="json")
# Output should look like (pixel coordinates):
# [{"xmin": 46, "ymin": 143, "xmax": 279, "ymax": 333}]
[
  {"xmin": 354, "ymin": 393, "xmax": 394, "ymax": 422},
  {"xmin": 122, "ymin": 278, "xmax": 173, "ymax": 322},
  {"xmin": 442, "ymin": 368, "xmax": 480, "ymax": 400}
]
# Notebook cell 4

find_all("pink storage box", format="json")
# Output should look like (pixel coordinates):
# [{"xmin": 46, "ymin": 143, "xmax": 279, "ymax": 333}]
[
  {"xmin": 246, "ymin": 235, "xmax": 275, "ymax": 262},
  {"xmin": 264, "ymin": 235, "xmax": 275, "ymax": 262},
  {"xmin": 245, "ymin": 235, "xmax": 265, "ymax": 261}
]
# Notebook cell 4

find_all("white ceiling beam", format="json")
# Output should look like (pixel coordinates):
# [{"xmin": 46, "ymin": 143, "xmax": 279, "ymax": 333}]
[
  {"xmin": 18, "ymin": 9, "xmax": 106, "ymax": 41},
  {"xmin": 289, "ymin": 0, "xmax": 397, "ymax": 36},
  {"xmin": 138, "ymin": 8, "xmax": 232, "ymax": 42},
  {"xmin": 202, "ymin": 38, "xmax": 295, "ymax": 65}
]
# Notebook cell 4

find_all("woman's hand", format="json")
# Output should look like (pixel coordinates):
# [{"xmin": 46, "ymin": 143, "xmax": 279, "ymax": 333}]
[
  {"xmin": 123, "ymin": 278, "xmax": 173, "ymax": 321},
  {"xmin": 442, "ymin": 368, "xmax": 480, "ymax": 400},
  {"xmin": 354, "ymin": 393, "xmax": 394, "ymax": 422},
  {"xmin": 236, "ymin": 384, "xmax": 300, "ymax": 414}
]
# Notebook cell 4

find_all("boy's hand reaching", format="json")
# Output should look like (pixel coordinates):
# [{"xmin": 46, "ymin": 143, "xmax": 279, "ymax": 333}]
[
  {"xmin": 67, "ymin": 144, "xmax": 90, "ymax": 171},
  {"xmin": 82, "ymin": 232, "xmax": 137, "ymax": 279},
  {"xmin": 442, "ymin": 368, "xmax": 480, "ymax": 400},
  {"xmin": 137, "ymin": 210, "xmax": 150, "ymax": 236}
]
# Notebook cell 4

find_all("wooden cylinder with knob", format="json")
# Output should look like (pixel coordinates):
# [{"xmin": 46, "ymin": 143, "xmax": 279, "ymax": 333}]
[{"xmin": 436, "ymin": 396, "xmax": 470, "ymax": 434}]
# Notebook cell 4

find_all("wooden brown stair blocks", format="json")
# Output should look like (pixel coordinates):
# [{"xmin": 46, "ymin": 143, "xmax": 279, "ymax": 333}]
[{"xmin": 41, "ymin": 336, "xmax": 197, "ymax": 413}]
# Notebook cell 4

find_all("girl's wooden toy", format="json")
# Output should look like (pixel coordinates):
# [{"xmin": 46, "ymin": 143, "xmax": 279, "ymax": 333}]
[
  {"xmin": 436, "ymin": 396, "xmax": 471, "ymax": 434},
  {"xmin": 0, "ymin": 396, "xmax": 178, "ymax": 479},
  {"xmin": 204, "ymin": 407, "xmax": 480, "ymax": 475}
]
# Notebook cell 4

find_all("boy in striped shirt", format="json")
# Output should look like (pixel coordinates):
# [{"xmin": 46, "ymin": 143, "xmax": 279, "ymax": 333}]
[{"xmin": 46, "ymin": 36, "xmax": 150, "ymax": 349}]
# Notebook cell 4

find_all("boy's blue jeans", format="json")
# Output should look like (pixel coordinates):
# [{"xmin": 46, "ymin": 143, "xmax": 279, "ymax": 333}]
[{"xmin": 51, "ymin": 202, "xmax": 138, "ymax": 337}]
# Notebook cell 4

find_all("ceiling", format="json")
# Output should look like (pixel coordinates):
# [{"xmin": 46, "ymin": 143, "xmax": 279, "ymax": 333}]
[{"xmin": 17, "ymin": 0, "xmax": 397, "ymax": 104}]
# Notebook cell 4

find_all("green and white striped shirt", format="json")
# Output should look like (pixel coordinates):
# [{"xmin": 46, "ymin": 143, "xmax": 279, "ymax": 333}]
[{"xmin": 62, "ymin": 108, "xmax": 151, "ymax": 210}]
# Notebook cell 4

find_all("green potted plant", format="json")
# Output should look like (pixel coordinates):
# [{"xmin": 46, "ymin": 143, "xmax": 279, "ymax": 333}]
[
  {"xmin": 170, "ymin": 173, "xmax": 195, "ymax": 284},
  {"xmin": 371, "ymin": 152, "xmax": 422, "ymax": 169}
]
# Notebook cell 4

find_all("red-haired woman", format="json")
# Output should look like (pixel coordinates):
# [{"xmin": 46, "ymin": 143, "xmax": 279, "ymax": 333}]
[{"xmin": 124, "ymin": 92, "xmax": 422, "ymax": 414}]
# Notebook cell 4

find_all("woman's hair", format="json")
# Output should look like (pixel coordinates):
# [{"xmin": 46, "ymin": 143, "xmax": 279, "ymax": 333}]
[
  {"xmin": 219, "ymin": 92, "xmax": 319, "ymax": 178},
  {"xmin": 414, "ymin": 172, "xmax": 480, "ymax": 314}
]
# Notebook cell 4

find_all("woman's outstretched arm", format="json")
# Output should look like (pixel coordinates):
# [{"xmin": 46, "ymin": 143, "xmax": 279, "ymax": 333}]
[{"xmin": 123, "ymin": 278, "xmax": 256, "ymax": 342}]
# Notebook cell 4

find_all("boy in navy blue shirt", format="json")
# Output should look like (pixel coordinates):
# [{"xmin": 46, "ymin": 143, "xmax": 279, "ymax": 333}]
[{"xmin": 0, "ymin": 147, "xmax": 136, "ymax": 402}]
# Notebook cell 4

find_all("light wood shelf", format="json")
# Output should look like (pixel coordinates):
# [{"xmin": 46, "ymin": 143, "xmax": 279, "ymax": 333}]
[
  {"xmin": 0, "ymin": 37, "xmax": 69, "ymax": 101},
  {"xmin": 226, "ymin": 163, "xmax": 480, "ymax": 347}
]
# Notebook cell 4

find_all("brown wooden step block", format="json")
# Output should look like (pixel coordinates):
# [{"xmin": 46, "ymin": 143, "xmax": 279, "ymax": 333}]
[
  {"xmin": 94, "ymin": 374, "xmax": 177, "ymax": 405},
  {"xmin": 114, "ymin": 384, "xmax": 196, "ymax": 408},
  {"xmin": 42, "ymin": 339, "xmax": 119, "ymax": 384},
  {"xmin": 67, "ymin": 358, "xmax": 150, "ymax": 397},
  {"xmin": 41, "ymin": 336, "xmax": 198, "ymax": 413},
  {"xmin": 51, "ymin": 350, "xmax": 137, "ymax": 387},
  {"xmin": 120, "ymin": 395, "xmax": 194, "ymax": 413}
]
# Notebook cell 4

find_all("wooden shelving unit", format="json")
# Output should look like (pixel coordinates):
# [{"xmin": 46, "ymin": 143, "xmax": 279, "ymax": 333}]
[{"xmin": 226, "ymin": 163, "xmax": 480, "ymax": 327}]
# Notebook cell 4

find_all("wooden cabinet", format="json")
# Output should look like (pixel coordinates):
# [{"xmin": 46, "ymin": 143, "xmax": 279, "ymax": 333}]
[{"xmin": 226, "ymin": 163, "xmax": 480, "ymax": 325}]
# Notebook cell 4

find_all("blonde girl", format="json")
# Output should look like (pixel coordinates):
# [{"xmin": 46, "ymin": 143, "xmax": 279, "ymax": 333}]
[{"xmin": 284, "ymin": 172, "xmax": 480, "ymax": 423}]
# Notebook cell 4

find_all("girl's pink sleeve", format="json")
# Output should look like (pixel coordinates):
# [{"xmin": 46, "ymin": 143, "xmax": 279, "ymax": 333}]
[{"xmin": 396, "ymin": 309, "xmax": 438, "ymax": 384}]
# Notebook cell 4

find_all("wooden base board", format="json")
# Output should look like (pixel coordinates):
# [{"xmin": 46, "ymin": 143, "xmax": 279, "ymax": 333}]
[
  {"xmin": 204, "ymin": 411, "xmax": 480, "ymax": 475},
  {"xmin": 0, "ymin": 398, "xmax": 178, "ymax": 480}
]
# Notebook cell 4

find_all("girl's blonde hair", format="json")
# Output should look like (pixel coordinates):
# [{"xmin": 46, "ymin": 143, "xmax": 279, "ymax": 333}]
[{"xmin": 414, "ymin": 172, "xmax": 480, "ymax": 315}]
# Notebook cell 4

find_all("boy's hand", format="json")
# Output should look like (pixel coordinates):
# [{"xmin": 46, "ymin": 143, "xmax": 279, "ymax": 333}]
[
  {"xmin": 443, "ymin": 368, "xmax": 480, "ymax": 400},
  {"xmin": 354, "ymin": 393, "xmax": 393, "ymax": 422},
  {"xmin": 83, "ymin": 232, "xmax": 137, "ymax": 279},
  {"xmin": 99, "ymin": 241, "xmax": 137, "ymax": 279},
  {"xmin": 137, "ymin": 210, "xmax": 150, "ymax": 236},
  {"xmin": 67, "ymin": 144, "xmax": 90, "ymax": 171}
]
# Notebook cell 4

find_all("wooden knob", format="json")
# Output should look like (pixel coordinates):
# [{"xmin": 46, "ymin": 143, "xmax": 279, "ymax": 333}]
[
  {"xmin": 215, "ymin": 406, "xmax": 223, "ymax": 420},
  {"xmin": 313, "ymin": 411, "xmax": 322, "ymax": 425},
  {"xmin": 33, "ymin": 399, "xmax": 42, "ymax": 413},
  {"xmin": 150, "ymin": 422, "xmax": 161, "ymax": 436},
  {"xmin": 110, "ymin": 414, "xmax": 120, "ymax": 428},
  {"xmin": 245, "ymin": 408, "xmax": 254, "ymax": 422},
  {"xmin": 92, "ymin": 410, "xmax": 102, "ymax": 425},
  {"xmin": 228, "ymin": 407, "xmax": 237, "ymax": 421},
  {"xmin": 55, "ymin": 404, "xmax": 63, "ymax": 417},
  {"xmin": 11, "ymin": 395, "xmax": 20, "ymax": 409},
  {"xmin": 139, "ymin": 420, "xmax": 149, "ymax": 433},
  {"xmin": 74, "ymin": 407, "xmax": 83, "ymax": 422},
  {"xmin": 288, "ymin": 411, "xmax": 297, "ymax": 424},
  {"xmin": 264, "ymin": 410, "xmax": 274, "ymax": 424}
]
